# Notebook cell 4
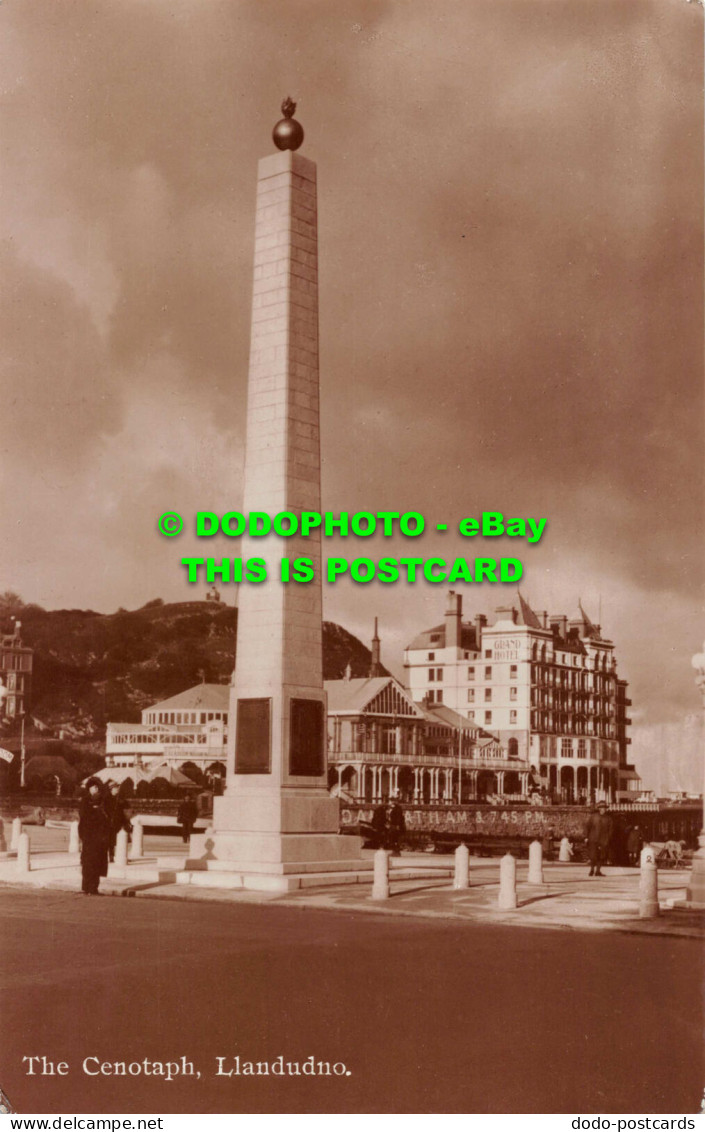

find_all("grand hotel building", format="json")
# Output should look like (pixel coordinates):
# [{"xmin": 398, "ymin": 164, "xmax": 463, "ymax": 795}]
[{"xmin": 404, "ymin": 591, "xmax": 634, "ymax": 803}]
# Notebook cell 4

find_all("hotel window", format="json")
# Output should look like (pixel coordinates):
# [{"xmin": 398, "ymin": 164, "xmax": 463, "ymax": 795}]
[
  {"xmin": 577, "ymin": 739, "xmax": 587, "ymax": 759},
  {"xmin": 509, "ymin": 687, "xmax": 517, "ymax": 701},
  {"xmin": 484, "ymin": 711, "xmax": 492, "ymax": 724},
  {"xmin": 484, "ymin": 666, "xmax": 492, "ymax": 679},
  {"xmin": 561, "ymin": 738, "xmax": 572, "ymax": 758},
  {"xmin": 484, "ymin": 649, "xmax": 492, "ymax": 659},
  {"xmin": 468, "ymin": 711, "xmax": 475, "ymax": 720},
  {"xmin": 428, "ymin": 669, "xmax": 436, "ymax": 682},
  {"xmin": 467, "ymin": 689, "xmax": 475, "ymax": 703},
  {"xmin": 510, "ymin": 665, "xmax": 518, "ymax": 677},
  {"xmin": 467, "ymin": 666, "xmax": 475, "ymax": 679},
  {"xmin": 510, "ymin": 710, "xmax": 517, "ymax": 724},
  {"xmin": 484, "ymin": 688, "xmax": 492, "ymax": 702},
  {"xmin": 428, "ymin": 652, "xmax": 435, "ymax": 661}
]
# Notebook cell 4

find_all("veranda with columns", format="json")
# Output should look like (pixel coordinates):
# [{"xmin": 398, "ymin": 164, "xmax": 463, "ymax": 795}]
[
  {"xmin": 330, "ymin": 758, "xmax": 535, "ymax": 805},
  {"xmin": 326, "ymin": 675, "xmax": 534, "ymax": 805}
]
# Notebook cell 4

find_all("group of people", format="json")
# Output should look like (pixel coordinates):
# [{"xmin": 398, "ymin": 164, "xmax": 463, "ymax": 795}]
[
  {"xmin": 78, "ymin": 780, "xmax": 201, "ymax": 894},
  {"xmin": 368, "ymin": 798, "xmax": 406, "ymax": 855},
  {"xmin": 585, "ymin": 805, "xmax": 647, "ymax": 875},
  {"xmin": 78, "ymin": 778, "xmax": 132, "ymax": 895}
]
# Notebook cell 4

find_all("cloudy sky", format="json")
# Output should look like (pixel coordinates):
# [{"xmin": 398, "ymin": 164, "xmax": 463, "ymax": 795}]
[{"xmin": 1, "ymin": 0, "xmax": 702, "ymax": 786}]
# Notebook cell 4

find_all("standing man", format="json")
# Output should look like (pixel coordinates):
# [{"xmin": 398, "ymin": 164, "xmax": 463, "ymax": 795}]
[
  {"xmin": 369, "ymin": 803, "xmax": 387, "ymax": 850},
  {"xmin": 78, "ymin": 778, "xmax": 111, "ymax": 895},
  {"xmin": 387, "ymin": 796, "xmax": 406, "ymax": 857},
  {"xmin": 177, "ymin": 794, "xmax": 198, "ymax": 845},
  {"xmin": 626, "ymin": 824, "xmax": 643, "ymax": 866},
  {"xmin": 585, "ymin": 803, "xmax": 613, "ymax": 877}
]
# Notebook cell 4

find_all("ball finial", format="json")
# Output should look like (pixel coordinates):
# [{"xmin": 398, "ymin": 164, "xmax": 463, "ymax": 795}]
[{"xmin": 273, "ymin": 97, "xmax": 304, "ymax": 151}]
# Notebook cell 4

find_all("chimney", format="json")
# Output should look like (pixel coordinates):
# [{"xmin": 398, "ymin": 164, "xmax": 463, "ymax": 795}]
[
  {"xmin": 474, "ymin": 613, "xmax": 487, "ymax": 651},
  {"xmin": 369, "ymin": 617, "xmax": 382, "ymax": 677},
  {"xmin": 539, "ymin": 611, "xmax": 549, "ymax": 629},
  {"xmin": 495, "ymin": 605, "xmax": 518, "ymax": 624},
  {"xmin": 550, "ymin": 615, "xmax": 568, "ymax": 639},
  {"xmin": 445, "ymin": 591, "xmax": 462, "ymax": 650}
]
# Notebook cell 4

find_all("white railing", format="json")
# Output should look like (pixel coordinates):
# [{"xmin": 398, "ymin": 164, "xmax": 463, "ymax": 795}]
[{"xmin": 329, "ymin": 751, "xmax": 523, "ymax": 772}]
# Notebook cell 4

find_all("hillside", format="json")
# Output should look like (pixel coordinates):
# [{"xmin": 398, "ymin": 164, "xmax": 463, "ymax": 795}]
[{"xmin": 2, "ymin": 599, "xmax": 386, "ymax": 739}]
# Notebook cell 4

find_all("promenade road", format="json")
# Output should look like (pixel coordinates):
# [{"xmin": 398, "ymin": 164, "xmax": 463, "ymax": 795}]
[{"xmin": 0, "ymin": 888, "xmax": 702, "ymax": 1114}]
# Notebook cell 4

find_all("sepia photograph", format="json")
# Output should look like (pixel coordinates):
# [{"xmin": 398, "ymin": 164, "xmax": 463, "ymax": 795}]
[{"xmin": 0, "ymin": 0, "xmax": 703, "ymax": 1118}]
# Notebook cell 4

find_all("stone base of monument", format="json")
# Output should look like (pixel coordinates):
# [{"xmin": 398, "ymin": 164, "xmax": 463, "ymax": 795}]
[
  {"xmin": 158, "ymin": 786, "xmax": 373, "ymax": 893},
  {"xmin": 177, "ymin": 829, "xmax": 372, "ymax": 893}
]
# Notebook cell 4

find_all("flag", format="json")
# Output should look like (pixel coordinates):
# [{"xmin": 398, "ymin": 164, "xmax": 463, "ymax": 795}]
[{"xmin": 0, "ymin": 748, "xmax": 15, "ymax": 764}]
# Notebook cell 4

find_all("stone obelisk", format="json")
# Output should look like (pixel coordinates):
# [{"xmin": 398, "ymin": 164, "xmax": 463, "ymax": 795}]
[{"xmin": 207, "ymin": 100, "xmax": 363, "ymax": 884}]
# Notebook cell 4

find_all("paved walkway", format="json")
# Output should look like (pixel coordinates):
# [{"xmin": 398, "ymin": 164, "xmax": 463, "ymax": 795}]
[{"xmin": 2, "ymin": 820, "xmax": 702, "ymax": 937}]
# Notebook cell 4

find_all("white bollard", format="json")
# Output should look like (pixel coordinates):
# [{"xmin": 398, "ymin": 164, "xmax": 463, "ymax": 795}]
[
  {"xmin": 498, "ymin": 852, "xmax": 517, "ymax": 910},
  {"xmin": 528, "ymin": 840, "xmax": 544, "ymax": 885},
  {"xmin": 454, "ymin": 843, "xmax": 470, "ymax": 890},
  {"xmin": 17, "ymin": 832, "xmax": 30, "ymax": 873},
  {"xmin": 11, "ymin": 817, "xmax": 22, "ymax": 851},
  {"xmin": 372, "ymin": 848, "xmax": 390, "ymax": 900},
  {"xmin": 559, "ymin": 837, "xmax": 572, "ymax": 862},
  {"xmin": 130, "ymin": 819, "xmax": 143, "ymax": 859},
  {"xmin": 639, "ymin": 844, "xmax": 659, "ymax": 918},
  {"xmin": 114, "ymin": 828, "xmax": 128, "ymax": 868},
  {"xmin": 68, "ymin": 821, "xmax": 80, "ymax": 854}
]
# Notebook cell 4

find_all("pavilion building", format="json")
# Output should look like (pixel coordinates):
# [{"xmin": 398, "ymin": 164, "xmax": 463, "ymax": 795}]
[
  {"xmin": 325, "ymin": 671, "xmax": 523, "ymax": 805},
  {"xmin": 105, "ymin": 683, "xmax": 229, "ymax": 780}
]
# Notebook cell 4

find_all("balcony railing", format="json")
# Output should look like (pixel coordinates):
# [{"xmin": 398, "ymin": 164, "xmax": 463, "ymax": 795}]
[{"xmin": 329, "ymin": 751, "xmax": 524, "ymax": 771}]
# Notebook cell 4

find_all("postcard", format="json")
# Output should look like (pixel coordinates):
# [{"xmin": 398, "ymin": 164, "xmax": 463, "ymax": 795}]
[{"xmin": 0, "ymin": 0, "xmax": 702, "ymax": 1118}]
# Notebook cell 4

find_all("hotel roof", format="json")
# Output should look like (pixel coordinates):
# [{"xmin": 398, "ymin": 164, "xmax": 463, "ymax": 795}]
[{"xmin": 146, "ymin": 684, "xmax": 230, "ymax": 713}]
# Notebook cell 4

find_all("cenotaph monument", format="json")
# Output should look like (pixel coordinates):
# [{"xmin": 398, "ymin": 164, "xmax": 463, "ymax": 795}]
[{"xmin": 194, "ymin": 100, "xmax": 365, "ymax": 889}]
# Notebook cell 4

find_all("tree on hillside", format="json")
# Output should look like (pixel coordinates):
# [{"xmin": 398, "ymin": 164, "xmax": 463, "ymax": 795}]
[
  {"xmin": 0, "ymin": 592, "xmax": 45, "ymax": 621},
  {"xmin": 0, "ymin": 591, "xmax": 24, "ymax": 615}
]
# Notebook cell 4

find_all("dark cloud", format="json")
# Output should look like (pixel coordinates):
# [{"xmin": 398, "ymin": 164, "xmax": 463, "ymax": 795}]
[{"xmin": 0, "ymin": 243, "xmax": 123, "ymax": 465}]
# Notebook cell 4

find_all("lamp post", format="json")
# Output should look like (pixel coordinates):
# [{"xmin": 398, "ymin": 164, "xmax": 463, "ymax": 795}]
[
  {"xmin": 686, "ymin": 643, "xmax": 705, "ymax": 907},
  {"xmin": 19, "ymin": 713, "xmax": 26, "ymax": 789}
]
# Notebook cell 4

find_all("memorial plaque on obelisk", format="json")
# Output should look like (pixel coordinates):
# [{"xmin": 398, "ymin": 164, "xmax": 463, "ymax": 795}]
[{"xmin": 203, "ymin": 102, "xmax": 364, "ymax": 885}]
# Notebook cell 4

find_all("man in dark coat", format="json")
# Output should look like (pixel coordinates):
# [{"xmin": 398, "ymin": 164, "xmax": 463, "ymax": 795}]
[
  {"xmin": 585, "ymin": 803, "xmax": 613, "ymax": 877},
  {"xmin": 177, "ymin": 795, "xmax": 198, "ymax": 844},
  {"xmin": 78, "ymin": 779, "xmax": 111, "ymax": 895},
  {"xmin": 368, "ymin": 803, "xmax": 387, "ymax": 850},
  {"xmin": 626, "ymin": 825, "xmax": 643, "ymax": 866},
  {"xmin": 387, "ymin": 798, "xmax": 406, "ymax": 857}
]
